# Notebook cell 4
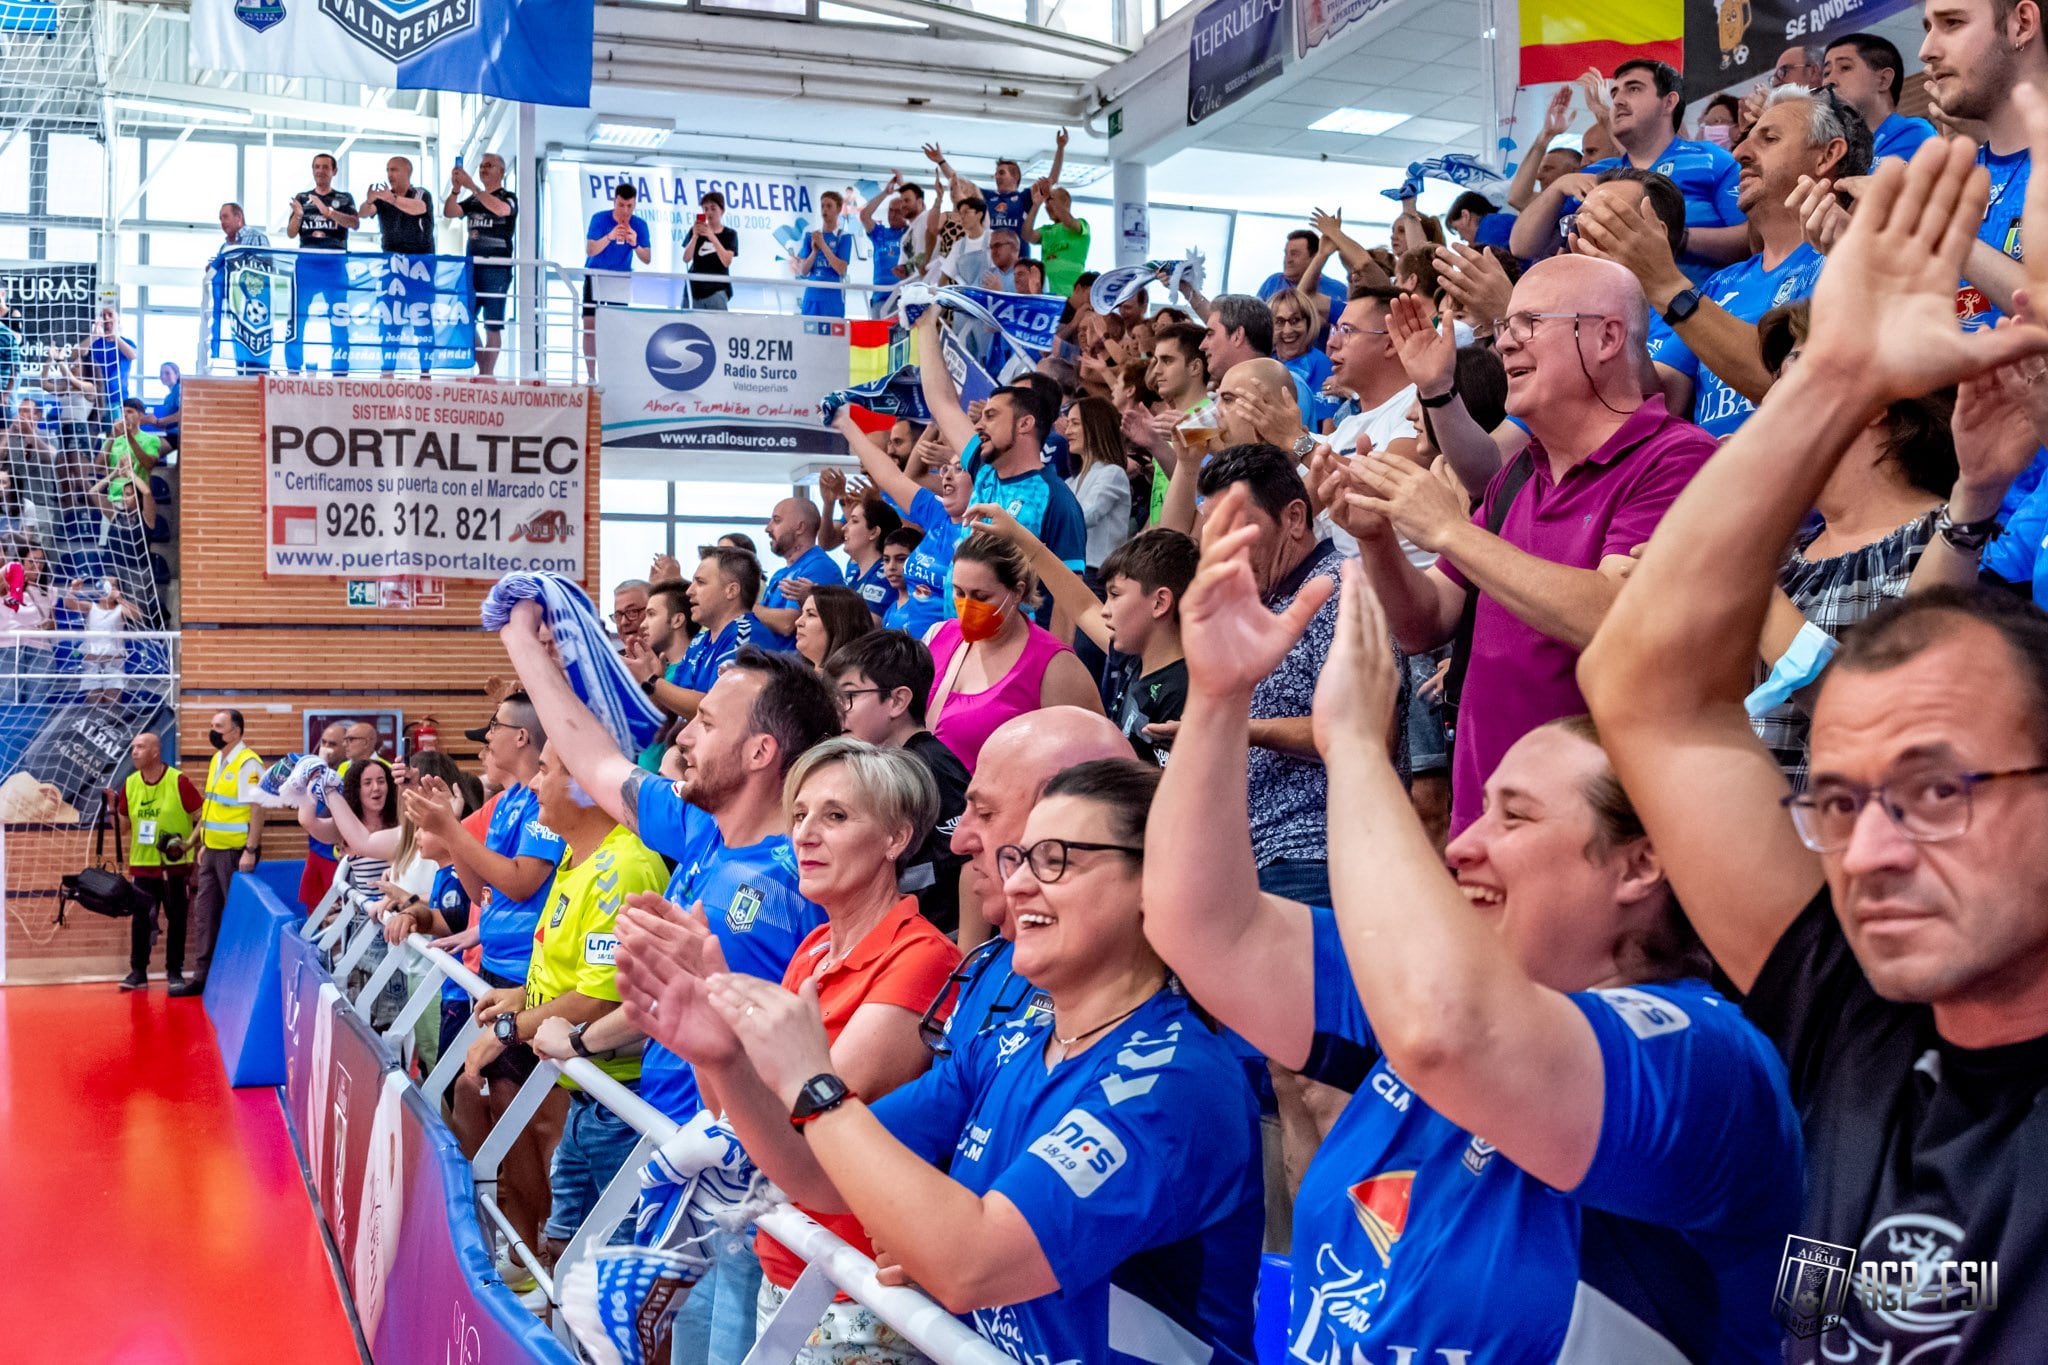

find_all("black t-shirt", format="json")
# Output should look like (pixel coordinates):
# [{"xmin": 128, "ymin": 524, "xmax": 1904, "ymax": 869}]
[
  {"xmin": 293, "ymin": 189, "xmax": 357, "ymax": 250},
  {"xmin": 1745, "ymin": 888, "xmax": 2048, "ymax": 1361},
  {"xmin": 1108, "ymin": 654, "xmax": 1187, "ymax": 767},
  {"xmin": 688, "ymin": 225, "xmax": 740, "ymax": 301},
  {"xmin": 902, "ymin": 729, "xmax": 970, "ymax": 936},
  {"xmin": 460, "ymin": 189, "xmax": 519, "ymax": 260},
  {"xmin": 373, "ymin": 186, "xmax": 436, "ymax": 254}
]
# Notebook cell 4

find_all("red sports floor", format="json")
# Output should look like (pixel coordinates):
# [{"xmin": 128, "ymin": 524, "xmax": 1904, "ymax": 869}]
[{"xmin": 0, "ymin": 984, "xmax": 364, "ymax": 1364}]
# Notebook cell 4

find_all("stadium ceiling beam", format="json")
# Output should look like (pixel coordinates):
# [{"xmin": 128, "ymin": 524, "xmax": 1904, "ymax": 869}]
[
  {"xmin": 597, "ymin": 57, "xmax": 1088, "ymax": 124},
  {"xmin": 104, "ymin": 77, "xmax": 438, "ymax": 135},
  {"xmin": 789, "ymin": 0, "xmax": 1129, "ymax": 63}
]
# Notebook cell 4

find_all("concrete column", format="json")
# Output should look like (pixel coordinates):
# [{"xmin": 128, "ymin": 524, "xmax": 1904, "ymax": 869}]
[{"xmin": 1112, "ymin": 159, "xmax": 1149, "ymax": 266}]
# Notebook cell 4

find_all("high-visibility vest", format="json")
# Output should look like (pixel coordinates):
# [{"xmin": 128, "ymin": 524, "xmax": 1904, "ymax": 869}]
[
  {"xmin": 200, "ymin": 743, "xmax": 264, "ymax": 850},
  {"xmin": 126, "ymin": 766, "xmax": 195, "ymax": 869}
]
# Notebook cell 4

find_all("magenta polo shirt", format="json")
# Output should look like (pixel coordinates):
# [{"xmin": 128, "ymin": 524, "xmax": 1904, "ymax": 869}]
[{"xmin": 1439, "ymin": 395, "xmax": 1715, "ymax": 833}]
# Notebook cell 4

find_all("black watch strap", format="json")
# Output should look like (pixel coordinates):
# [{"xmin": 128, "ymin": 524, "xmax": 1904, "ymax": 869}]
[
  {"xmin": 1419, "ymin": 385, "xmax": 1459, "ymax": 409},
  {"xmin": 1935, "ymin": 504, "xmax": 2002, "ymax": 553},
  {"xmin": 568, "ymin": 1021, "xmax": 593, "ymax": 1058},
  {"xmin": 790, "ymin": 1073, "xmax": 856, "ymax": 1127},
  {"xmin": 1662, "ymin": 287, "xmax": 1703, "ymax": 327}
]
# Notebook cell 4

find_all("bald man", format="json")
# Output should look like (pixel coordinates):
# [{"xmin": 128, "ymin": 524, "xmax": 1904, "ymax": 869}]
[
  {"xmin": 1336, "ymin": 251, "xmax": 1715, "ymax": 833},
  {"xmin": 753, "ymin": 494, "xmax": 843, "ymax": 638},
  {"xmin": 342, "ymin": 721, "xmax": 380, "ymax": 765},
  {"xmin": 1215, "ymin": 357, "xmax": 1310, "ymax": 449},
  {"xmin": 943, "ymin": 706, "xmax": 1135, "ymax": 1042}
]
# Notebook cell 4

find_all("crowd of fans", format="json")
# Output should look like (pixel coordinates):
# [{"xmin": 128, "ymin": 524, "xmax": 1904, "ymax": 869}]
[{"xmin": 103, "ymin": 16, "xmax": 2048, "ymax": 1364}]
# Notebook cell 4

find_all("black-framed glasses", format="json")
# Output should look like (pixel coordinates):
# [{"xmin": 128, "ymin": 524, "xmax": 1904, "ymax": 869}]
[
  {"xmin": 918, "ymin": 937, "xmax": 1035, "ymax": 1057},
  {"xmin": 1781, "ymin": 764, "xmax": 2048, "ymax": 853},
  {"xmin": 478, "ymin": 717, "xmax": 510, "ymax": 737},
  {"xmin": 1498, "ymin": 311, "xmax": 1612, "ymax": 345},
  {"xmin": 994, "ymin": 838, "xmax": 1144, "ymax": 884},
  {"xmin": 834, "ymin": 686, "xmax": 884, "ymax": 710},
  {"xmin": 611, "ymin": 607, "xmax": 646, "ymax": 625}
]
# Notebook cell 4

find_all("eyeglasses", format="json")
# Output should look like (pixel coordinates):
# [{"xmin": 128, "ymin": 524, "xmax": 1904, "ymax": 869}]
[
  {"xmin": 917, "ymin": 937, "xmax": 1039, "ymax": 1057},
  {"xmin": 834, "ymin": 686, "xmax": 883, "ymax": 710},
  {"xmin": 478, "ymin": 717, "xmax": 511, "ymax": 738},
  {"xmin": 1329, "ymin": 322, "xmax": 1388, "ymax": 339},
  {"xmin": 994, "ymin": 837, "xmax": 1144, "ymax": 884},
  {"xmin": 1781, "ymin": 764, "xmax": 2048, "ymax": 853},
  {"xmin": 611, "ymin": 607, "xmax": 646, "ymax": 624},
  {"xmin": 1497, "ymin": 311, "xmax": 1612, "ymax": 345}
]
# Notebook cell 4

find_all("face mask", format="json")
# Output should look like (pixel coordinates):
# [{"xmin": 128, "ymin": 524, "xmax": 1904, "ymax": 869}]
[
  {"xmin": 208, "ymin": 729, "xmax": 227, "ymax": 750},
  {"xmin": 1453, "ymin": 319, "xmax": 1477, "ymax": 348},
  {"xmin": 955, "ymin": 593, "xmax": 1012, "ymax": 643},
  {"xmin": 1700, "ymin": 123, "xmax": 1732, "ymax": 148}
]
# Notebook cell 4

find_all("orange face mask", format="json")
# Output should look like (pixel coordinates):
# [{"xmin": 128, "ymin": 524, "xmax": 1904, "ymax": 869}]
[{"xmin": 955, "ymin": 592, "xmax": 1012, "ymax": 643}]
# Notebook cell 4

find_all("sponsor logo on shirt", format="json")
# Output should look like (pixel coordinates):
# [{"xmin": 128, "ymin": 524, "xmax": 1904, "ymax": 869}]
[
  {"xmin": 1832, "ymin": 1212, "xmax": 2001, "ymax": 1351},
  {"xmin": 1595, "ymin": 986, "xmax": 1691, "ymax": 1040},
  {"xmin": 1371, "ymin": 1066, "xmax": 1413, "ymax": 1113},
  {"xmin": 1461, "ymin": 1136, "xmax": 1497, "ymax": 1177},
  {"xmin": 727, "ymin": 883, "xmax": 763, "ymax": 931},
  {"xmin": 957, "ymin": 1123, "xmax": 992, "ymax": 1164},
  {"xmin": 584, "ymin": 932, "xmax": 618, "ymax": 966},
  {"xmin": 1027, "ymin": 1108, "xmax": 1127, "ymax": 1197},
  {"xmin": 1346, "ymin": 1170, "xmax": 1414, "ymax": 1268},
  {"xmin": 547, "ymin": 889, "xmax": 569, "ymax": 929},
  {"xmin": 1773, "ymin": 1234, "xmax": 1859, "ymax": 1339}
]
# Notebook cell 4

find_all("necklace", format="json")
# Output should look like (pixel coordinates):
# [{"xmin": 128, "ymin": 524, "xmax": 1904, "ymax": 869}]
[{"xmin": 1050, "ymin": 988, "xmax": 1157, "ymax": 1057}]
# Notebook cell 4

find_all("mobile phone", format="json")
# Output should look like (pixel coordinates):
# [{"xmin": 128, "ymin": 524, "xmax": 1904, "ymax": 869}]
[
  {"xmin": 696, "ymin": 212, "xmax": 706, "ymax": 225},
  {"xmin": 454, "ymin": 154, "xmax": 464, "ymax": 170}
]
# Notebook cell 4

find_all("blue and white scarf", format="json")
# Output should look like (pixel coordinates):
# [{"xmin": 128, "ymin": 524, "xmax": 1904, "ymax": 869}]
[
  {"xmin": 481, "ymin": 573, "xmax": 665, "ymax": 756},
  {"xmin": 1089, "ymin": 250, "xmax": 1205, "ymax": 316}
]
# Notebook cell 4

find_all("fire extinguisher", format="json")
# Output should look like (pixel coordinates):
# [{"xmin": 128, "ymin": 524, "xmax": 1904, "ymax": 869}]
[{"xmin": 414, "ymin": 717, "xmax": 439, "ymax": 752}]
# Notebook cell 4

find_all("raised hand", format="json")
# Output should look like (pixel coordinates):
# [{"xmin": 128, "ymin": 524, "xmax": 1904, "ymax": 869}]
[
  {"xmin": 963, "ymin": 501, "xmax": 1026, "ymax": 542},
  {"xmin": 1310, "ymin": 207, "xmax": 1344, "ymax": 240},
  {"xmin": 1570, "ymin": 194, "xmax": 1688, "ymax": 306},
  {"xmin": 818, "ymin": 465, "xmax": 847, "ymax": 504},
  {"xmin": 615, "ymin": 896, "xmax": 742, "ymax": 1066},
  {"xmin": 1347, "ymin": 451, "xmax": 1470, "ymax": 554},
  {"xmin": 1180, "ymin": 485, "xmax": 1334, "ymax": 698},
  {"xmin": 705, "ymin": 972, "xmax": 835, "ymax": 1108},
  {"xmin": 650, "ymin": 552, "xmax": 682, "ymax": 583},
  {"xmin": 1950, "ymin": 321, "xmax": 2048, "ymax": 513},
  {"xmin": 1788, "ymin": 175, "xmax": 1852, "ymax": 255},
  {"xmin": 1388, "ymin": 292, "xmax": 1456, "ymax": 396},
  {"xmin": 1432, "ymin": 243, "xmax": 1514, "ymax": 327},
  {"xmin": 1055, "ymin": 127, "xmax": 1069, "ymax": 150},
  {"xmin": 1311, "ymin": 560, "xmax": 1402, "ymax": 760},
  {"xmin": 1542, "ymin": 85, "xmax": 1574, "ymax": 138},
  {"xmin": 921, "ymin": 142, "xmax": 945, "ymax": 166}
]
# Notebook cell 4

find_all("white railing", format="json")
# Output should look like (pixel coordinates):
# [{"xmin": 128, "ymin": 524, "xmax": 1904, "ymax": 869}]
[{"xmin": 302, "ymin": 886, "xmax": 1009, "ymax": 1365}]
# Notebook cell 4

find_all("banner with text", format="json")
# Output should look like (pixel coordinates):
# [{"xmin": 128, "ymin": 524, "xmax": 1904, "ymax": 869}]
[
  {"xmin": 1189, "ymin": 0, "xmax": 1291, "ymax": 124},
  {"xmin": 1296, "ymin": 0, "xmax": 1405, "ymax": 58},
  {"xmin": 263, "ymin": 377, "xmax": 588, "ymax": 580},
  {"xmin": 211, "ymin": 248, "xmax": 476, "ymax": 373},
  {"xmin": 1, "ymin": 261, "xmax": 97, "ymax": 369},
  {"xmin": 595, "ymin": 309, "xmax": 849, "ymax": 457},
  {"xmin": 190, "ymin": 0, "xmax": 593, "ymax": 106},
  {"xmin": 1682, "ymin": 0, "xmax": 1914, "ymax": 94}
]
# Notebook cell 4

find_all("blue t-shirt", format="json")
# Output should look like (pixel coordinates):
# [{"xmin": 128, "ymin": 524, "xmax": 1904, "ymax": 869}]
[
  {"xmin": 1287, "ymin": 907, "xmax": 1802, "ymax": 1364},
  {"xmin": 1960, "ymin": 144, "xmax": 2029, "ymax": 330},
  {"xmin": 1258, "ymin": 271, "xmax": 1349, "ymax": 345},
  {"xmin": 634, "ymin": 778, "xmax": 824, "ymax": 1119},
  {"xmin": 969, "ymin": 462, "xmax": 1087, "ymax": 571},
  {"xmin": 871, "ymin": 988, "xmax": 1262, "ymax": 1365},
  {"xmin": 672, "ymin": 612, "xmax": 785, "ymax": 694},
  {"xmin": 1473, "ymin": 211, "xmax": 1518, "ymax": 249},
  {"xmin": 983, "ymin": 188, "xmax": 1032, "ymax": 236},
  {"xmin": 431, "ymin": 864, "xmax": 475, "ymax": 1003},
  {"xmin": 1660, "ymin": 243, "xmax": 1825, "ymax": 440},
  {"xmin": 86, "ymin": 336, "xmax": 135, "ymax": 411},
  {"xmin": 943, "ymin": 936, "xmax": 1050, "ymax": 1057},
  {"xmin": 1582, "ymin": 138, "xmax": 1743, "ymax": 280},
  {"xmin": 154, "ymin": 382, "xmax": 181, "ymax": 440},
  {"xmin": 800, "ymin": 228, "xmax": 854, "ymax": 318},
  {"xmin": 762, "ymin": 544, "xmax": 845, "ymax": 610},
  {"xmin": 883, "ymin": 485, "xmax": 967, "ymax": 640},
  {"xmin": 477, "ymin": 783, "xmax": 565, "ymax": 980},
  {"xmin": 1282, "ymin": 347, "xmax": 1335, "ymax": 420},
  {"xmin": 1985, "ymin": 470, "xmax": 2048, "ymax": 605},
  {"xmin": 868, "ymin": 223, "xmax": 906, "ymax": 286},
  {"xmin": 848, "ymin": 557, "xmax": 890, "ymax": 616},
  {"xmin": 586, "ymin": 212, "xmax": 652, "ymax": 273},
  {"xmin": 1873, "ymin": 112, "xmax": 1937, "ymax": 163}
]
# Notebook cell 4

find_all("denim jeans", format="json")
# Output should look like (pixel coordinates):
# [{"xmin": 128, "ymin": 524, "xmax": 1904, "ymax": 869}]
[
  {"xmin": 1256, "ymin": 858, "xmax": 1331, "ymax": 907},
  {"xmin": 671, "ymin": 1233, "xmax": 764, "ymax": 1365},
  {"xmin": 545, "ymin": 1087, "xmax": 643, "ymax": 1243}
]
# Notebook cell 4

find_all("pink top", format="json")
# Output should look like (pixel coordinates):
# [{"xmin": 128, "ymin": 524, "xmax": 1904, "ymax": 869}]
[{"xmin": 926, "ymin": 619, "xmax": 1073, "ymax": 772}]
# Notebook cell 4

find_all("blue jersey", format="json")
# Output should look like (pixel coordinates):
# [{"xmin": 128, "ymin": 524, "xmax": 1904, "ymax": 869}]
[
  {"xmin": 431, "ymin": 864, "xmax": 475, "ymax": 1003},
  {"xmin": 800, "ymin": 228, "xmax": 854, "ymax": 318},
  {"xmin": 1960, "ymin": 144, "xmax": 2029, "ymax": 330},
  {"xmin": 883, "ymin": 486, "xmax": 965, "ymax": 640},
  {"xmin": 983, "ymin": 188, "xmax": 1032, "ymax": 236},
  {"xmin": 1662, "ymin": 244, "xmax": 1825, "ymax": 440},
  {"xmin": 1583, "ymin": 138, "xmax": 1742, "ymax": 281},
  {"xmin": 633, "ymin": 778, "xmax": 824, "ymax": 1119},
  {"xmin": 673, "ymin": 612, "xmax": 784, "ymax": 694},
  {"xmin": 762, "ymin": 544, "xmax": 844, "ymax": 610},
  {"xmin": 943, "ymin": 937, "xmax": 1051, "ymax": 1058},
  {"xmin": 868, "ymin": 223, "xmax": 906, "ymax": 286},
  {"xmin": 1872, "ymin": 112, "xmax": 1937, "ymax": 163},
  {"xmin": 1288, "ymin": 908, "xmax": 1802, "ymax": 1365},
  {"xmin": 86, "ymin": 336, "xmax": 135, "ymax": 411},
  {"xmin": 586, "ymin": 212, "xmax": 652, "ymax": 273},
  {"xmin": 1472, "ymin": 211, "xmax": 1517, "ymax": 250},
  {"xmin": 1282, "ymin": 347, "xmax": 1335, "ymax": 424},
  {"xmin": 848, "ymin": 557, "xmax": 890, "ymax": 616},
  {"xmin": 1985, "ymin": 471, "xmax": 2048, "ymax": 605},
  {"xmin": 477, "ymin": 783, "xmax": 564, "ymax": 980},
  {"xmin": 970, "ymin": 461, "xmax": 1087, "ymax": 570},
  {"xmin": 871, "ymin": 988, "xmax": 1263, "ymax": 1365}
]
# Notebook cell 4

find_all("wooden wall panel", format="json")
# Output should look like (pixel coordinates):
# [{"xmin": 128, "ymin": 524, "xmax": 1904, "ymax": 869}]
[{"xmin": 5, "ymin": 377, "xmax": 601, "ymax": 980}]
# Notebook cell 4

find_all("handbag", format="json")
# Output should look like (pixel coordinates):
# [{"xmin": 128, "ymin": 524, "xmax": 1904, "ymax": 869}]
[{"xmin": 56, "ymin": 796, "xmax": 154, "ymax": 923}]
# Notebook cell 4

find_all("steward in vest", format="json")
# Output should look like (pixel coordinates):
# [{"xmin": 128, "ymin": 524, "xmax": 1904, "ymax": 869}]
[
  {"xmin": 172, "ymin": 709, "xmax": 266, "ymax": 998},
  {"xmin": 114, "ymin": 731, "xmax": 203, "ymax": 991}
]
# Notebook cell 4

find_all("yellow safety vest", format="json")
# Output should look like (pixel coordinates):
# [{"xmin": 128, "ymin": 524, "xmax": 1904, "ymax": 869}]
[
  {"xmin": 126, "ymin": 766, "xmax": 195, "ymax": 869},
  {"xmin": 200, "ymin": 744, "xmax": 265, "ymax": 850}
]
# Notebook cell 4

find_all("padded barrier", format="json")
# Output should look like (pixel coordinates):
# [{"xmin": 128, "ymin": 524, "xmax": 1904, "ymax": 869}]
[{"xmin": 204, "ymin": 860, "xmax": 306, "ymax": 1087}]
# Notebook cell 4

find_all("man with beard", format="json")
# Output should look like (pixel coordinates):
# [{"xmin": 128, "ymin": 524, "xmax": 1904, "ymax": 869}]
[
  {"xmin": 1921, "ymin": 0, "xmax": 2048, "ymax": 327},
  {"xmin": 752, "ymin": 495, "xmax": 843, "ymax": 639},
  {"xmin": 494, "ymin": 611, "xmax": 841, "ymax": 1363}
]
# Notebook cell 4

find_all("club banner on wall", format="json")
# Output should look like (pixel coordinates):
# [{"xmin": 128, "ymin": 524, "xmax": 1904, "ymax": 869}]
[
  {"xmin": 1188, "ymin": 0, "xmax": 1291, "ymax": 124},
  {"xmin": 1682, "ymin": 0, "xmax": 1914, "ymax": 93},
  {"xmin": 210, "ymin": 249, "xmax": 476, "ymax": 372},
  {"xmin": 0, "ymin": 262, "xmax": 96, "ymax": 368},
  {"xmin": 595, "ymin": 308, "xmax": 850, "ymax": 457},
  {"xmin": 189, "ymin": 0, "xmax": 593, "ymax": 106},
  {"xmin": 547, "ymin": 163, "xmax": 890, "ymax": 310},
  {"xmin": 1296, "ymin": 0, "xmax": 1406, "ymax": 59},
  {"xmin": 263, "ymin": 377, "xmax": 588, "ymax": 580}
]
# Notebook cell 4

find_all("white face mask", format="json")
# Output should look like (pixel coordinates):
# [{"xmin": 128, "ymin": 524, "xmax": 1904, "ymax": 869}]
[
  {"xmin": 1700, "ymin": 123, "xmax": 1733, "ymax": 148},
  {"xmin": 1453, "ymin": 319, "xmax": 1477, "ymax": 349}
]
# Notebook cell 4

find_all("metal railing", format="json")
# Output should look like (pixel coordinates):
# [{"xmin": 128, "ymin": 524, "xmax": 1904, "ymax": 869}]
[
  {"xmin": 302, "ymin": 884, "xmax": 1009, "ymax": 1365},
  {"xmin": 198, "ymin": 247, "xmax": 893, "ymax": 387}
]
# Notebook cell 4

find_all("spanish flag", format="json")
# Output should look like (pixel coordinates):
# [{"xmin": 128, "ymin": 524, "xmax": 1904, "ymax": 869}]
[
  {"xmin": 1518, "ymin": 0, "xmax": 1682, "ymax": 87},
  {"xmin": 846, "ymin": 319, "xmax": 911, "ymax": 435}
]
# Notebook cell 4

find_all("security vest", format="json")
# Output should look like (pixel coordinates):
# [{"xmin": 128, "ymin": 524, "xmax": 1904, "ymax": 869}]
[
  {"xmin": 126, "ymin": 766, "xmax": 195, "ymax": 869},
  {"xmin": 200, "ymin": 743, "xmax": 264, "ymax": 850}
]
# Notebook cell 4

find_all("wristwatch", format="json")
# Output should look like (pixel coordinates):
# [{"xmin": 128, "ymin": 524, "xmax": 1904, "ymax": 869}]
[
  {"xmin": 789, "ymin": 1073, "xmax": 857, "ymax": 1129},
  {"xmin": 1662, "ymin": 287, "xmax": 1703, "ymax": 327},
  {"xmin": 1419, "ymin": 384, "xmax": 1460, "ymax": 409},
  {"xmin": 1291, "ymin": 433, "xmax": 1317, "ymax": 458},
  {"xmin": 568, "ymin": 1021, "xmax": 594, "ymax": 1059},
  {"xmin": 493, "ymin": 1012, "xmax": 518, "ymax": 1044},
  {"xmin": 1934, "ymin": 505, "xmax": 2003, "ymax": 553}
]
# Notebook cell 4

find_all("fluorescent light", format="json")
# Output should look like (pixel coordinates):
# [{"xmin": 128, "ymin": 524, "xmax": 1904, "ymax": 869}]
[
  {"xmin": 1019, "ymin": 157, "xmax": 1110, "ymax": 189},
  {"xmin": 1309, "ymin": 108, "xmax": 1410, "ymax": 136},
  {"xmin": 112, "ymin": 95, "xmax": 255, "ymax": 125},
  {"xmin": 589, "ymin": 116, "xmax": 675, "ymax": 150}
]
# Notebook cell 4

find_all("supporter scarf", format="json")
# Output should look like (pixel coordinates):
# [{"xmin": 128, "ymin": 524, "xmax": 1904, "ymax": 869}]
[
  {"xmin": 480, "ymin": 573, "xmax": 665, "ymax": 755},
  {"xmin": 1382, "ymin": 153, "xmax": 1508, "ymax": 202},
  {"xmin": 820, "ymin": 362, "xmax": 933, "ymax": 427},
  {"xmin": 1089, "ymin": 250, "xmax": 1205, "ymax": 317},
  {"xmin": 897, "ymin": 282, "xmax": 1066, "ymax": 371}
]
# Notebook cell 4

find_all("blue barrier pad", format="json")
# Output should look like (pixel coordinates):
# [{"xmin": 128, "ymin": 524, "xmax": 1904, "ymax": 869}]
[
  {"xmin": 205, "ymin": 859, "xmax": 306, "ymax": 1088},
  {"xmin": 1256, "ymin": 1253, "xmax": 1291, "ymax": 1365}
]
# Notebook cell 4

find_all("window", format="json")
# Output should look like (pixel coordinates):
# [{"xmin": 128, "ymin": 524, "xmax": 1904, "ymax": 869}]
[
  {"xmin": 144, "ymin": 140, "xmax": 240, "ymax": 225},
  {"xmin": 601, "ymin": 519, "xmax": 673, "ymax": 588},
  {"xmin": 46, "ymin": 134, "xmax": 105, "ymax": 218}
]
